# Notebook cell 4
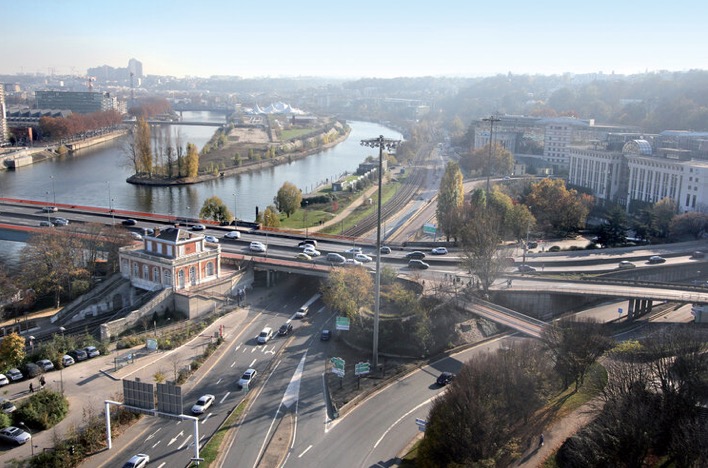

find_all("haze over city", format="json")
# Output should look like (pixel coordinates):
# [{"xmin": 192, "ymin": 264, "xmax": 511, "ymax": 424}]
[{"xmin": 4, "ymin": 0, "xmax": 706, "ymax": 79}]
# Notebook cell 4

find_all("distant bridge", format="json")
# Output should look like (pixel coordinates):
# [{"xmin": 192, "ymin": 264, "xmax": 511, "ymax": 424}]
[{"xmin": 145, "ymin": 120, "xmax": 225, "ymax": 127}]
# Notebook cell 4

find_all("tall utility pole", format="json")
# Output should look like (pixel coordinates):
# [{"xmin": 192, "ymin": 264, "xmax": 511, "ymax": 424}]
[
  {"xmin": 360, "ymin": 135, "xmax": 400, "ymax": 369},
  {"xmin": 482, "ymin": 116, "xmax": 501, "ymax": 194}
]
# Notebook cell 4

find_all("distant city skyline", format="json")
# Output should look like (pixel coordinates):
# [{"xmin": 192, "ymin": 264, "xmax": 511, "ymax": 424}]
[{"xmin": 3, "ymin": 1, "xmax": 706, "ymax": 79}]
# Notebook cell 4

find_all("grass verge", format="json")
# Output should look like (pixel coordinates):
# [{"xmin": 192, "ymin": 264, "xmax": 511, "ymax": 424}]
[{"xmin": 191, "ymin": 396, "xmax": 250, "ymax": 466}]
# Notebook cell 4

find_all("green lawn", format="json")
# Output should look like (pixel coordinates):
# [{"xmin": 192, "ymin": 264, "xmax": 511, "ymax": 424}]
[{"xmin": 280, "ymin": 128, "xmax": 314, "ymax": 140}]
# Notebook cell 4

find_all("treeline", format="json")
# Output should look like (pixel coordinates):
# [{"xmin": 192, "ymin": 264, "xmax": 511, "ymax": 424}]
[
  {"xmin": 127, "ymin": 97, "xmax": 172, "ymax": 118},
  {"xmin": 38, "ymin": 109, "xmax": 123, "ymax": 140}
]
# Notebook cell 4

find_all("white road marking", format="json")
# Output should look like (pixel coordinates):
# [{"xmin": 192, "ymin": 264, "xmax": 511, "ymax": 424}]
[
  {"xmin": 202, "ymin": 413, "xmax": 212, "ymax": 424},
  {"xmin": 220, "ymin": 392, "xmax": 230, "ymax": 404},
  {"xmin": 157, "ymin": 463, "xmax": 166, "ymax": 468},
  {"xmin": 373, "ymin": 398, "xmax": 435, "ymax": 449},
  {"xmin": 230, "ymin": 361, "xmax": 236, "ymax": 368},
  {"xmin": 234, "ymin": 344, "xmax": 241, "ymax": 352},
  {"xmin": 151, "ymin": 440, "xmax": 161, "ymax": 449},
  {"xmin": 249, "ymin": 358, "xmax": 257, "ymax": 367},
  {"xmin": 216, "ymin": 377, "xmax": 222, "ymax": 384},
  {"xmin": 146, "ymin": 427, "xmax": 161, "ymax": 441},
  {"xmin": 298, "ymin": 445, "xmax": 313, "ymax": 457},
  {"xmin": 178, "ymin": 434, "xmax": 192, "ymax": 450}
]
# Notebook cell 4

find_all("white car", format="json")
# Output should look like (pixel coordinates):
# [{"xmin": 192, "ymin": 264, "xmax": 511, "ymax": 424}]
[
  {"xmin": 123, "ymin": 453, "xmax": 150, "ymax": 468},
  {"xmin": 191, "ymin": 224, "xmax": 206, "ymax": 231},
  {"xmin": 204, "ymin": 235, "xmax": 219, "ymax": 243},
  {"xmin": 238, "ymin": 368, "xmax": 257, "ymax": 388},
  {"xmin": 431, "ymin": 247, "xmax": 448, "ymax": 255},
  {"xmin": 191, "ymin": 394, "xmax": 215, "ymax": 414},
  {"xmin": 6, "ymin": 369, "xmax": 22, "ymax": 381},
  {"xmin": 249, "ymin": 241, "xmax": 267, "ymax": 253},
  {"xmin": 257, "ymin": 327, "xmax": 274, "ymax": 344},
  {"xmin": 0, "ymin": 426, "xmax": 30, "ymax": 445},
  {"xmin": 224, "ymin": 231, "xmax": 241, "ymax": 239},
  {"xmin": 303, "ymin": 247, "xmax": 321, "ymax": 256},
  {"xmin": 343, "ymin": 258, "xmax": 362, "ymax": 267},
  {"xmin": 85, "ymin": 346, "xmax": 100, "ymax": 358},
  {"xmin": 354, "ymin": 253, "xmax": 372, "ymax": 263},
  {"xmin": 0, "ymin": 374, "xmax": 9, "ymax": 386},
  {"xmin": 130, "ymin": 232, "xmax": 143, "ymax": 241},
  {"xmin": 345, "ymin": 247, "xmax": 362, "ymax": 254},
  {"xmin": 62, "ymin": 355, "xmax": 75, "ymax": 367},
  {"xmin": 36, "ymin": 359, "xmax": 54, "ymax": 372}
]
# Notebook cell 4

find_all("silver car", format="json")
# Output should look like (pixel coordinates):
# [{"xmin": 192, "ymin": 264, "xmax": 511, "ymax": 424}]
[{"xmin": 0, "ymin": 426, "xmax": 30, "ymax": 445}]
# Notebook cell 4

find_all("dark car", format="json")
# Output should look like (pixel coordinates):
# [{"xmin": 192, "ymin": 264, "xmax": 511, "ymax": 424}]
[
  {"xmin": 517, "ymin": 264, "xmax": 537, "ymax": 273},
  {"xmin": 436, "ymin": 372, "xmax": 455, "ymax": 386},
  {"xmin": 648, "ymin": 255, "xmax": 666, "ymax": 264},
  {"xmin": 320, "ymin": 329, "xmax": 331, "ymax": 341},
  {"xmin": 405, "ymin": 251, "xmax": 426, "ymax": 259},
  {"xmin": 22, "ymin": 363, "xmax": 42, "ymax": 379},
  {"xmin": 278, "ymin": 323, "xmax": 293, "ymax": 336},
  {"xmin": 379, "ymin": 246, "xmax": 392, "ymax": 254},
  {"xmin": 121, "ymin": 219, "xmax": 137, "ymax": 226},
  {"xmin": 68, "ymin": 349, "xmax": 88, "ymax": 362},
  {"xmin": 408, "ymin": 259, "xmax": 430, "ymax": 269}
]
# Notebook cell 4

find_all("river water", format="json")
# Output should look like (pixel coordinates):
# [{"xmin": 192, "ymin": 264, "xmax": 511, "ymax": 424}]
[{"xmin": 0, "ymin": 115, "xmax": 401, "ymax": 220}]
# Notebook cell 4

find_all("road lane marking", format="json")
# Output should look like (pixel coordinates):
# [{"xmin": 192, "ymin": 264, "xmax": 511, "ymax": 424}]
[
  {"xmin": 373, "ymin": 398, "xmax": 435, "ymax": 449},
  {"xmin": 234, "ymin": 344, "xmax": 241, "ymax": 352},
  {"xmin": 178, "ymin": 434, "xmax": 192, "ymax": 450},
  {"xmin": 202, "ymin": 413, "xmax": 212, "ymax": 424},
  {"xmin": 298, "ymin": 445, "xmax": 313, "ymax": 458},
  {"xmin": 220, "ymin": 392, "xmax": 230, "ymax": 404},
  {"xmin": 146, "ymin": 427, "xmax": 161, "ymax": 441},
  {"xmin": 249, "ymin": 358, "xmax": 257, "ymax": 367},
  {"xmin": 251, "ymin": 346, "xmax": 257, "ymax": 353},
  {"xmin": 217, "ymin": 377, "xmax": 222, "ymax": 384},
  {"xmin": 231, "ymin": 361, "xmax": 236, "ymax": 367},
  {"xmin": 151, "ymin": 440, "xmax": 161, "ymax": 449},
  {"xmin": 157, "ymin": 463, "xmax": 166, "ymax": 468}
]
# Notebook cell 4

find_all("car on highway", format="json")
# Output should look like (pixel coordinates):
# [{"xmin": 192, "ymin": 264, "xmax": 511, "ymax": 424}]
[
  {"xmin": 191, "ymin": 394, "xmax": 215, "ymax": 414},
  {"xmin": 379, "ymin": 246, "xmax": 392, "ymax": 254},
  {"xmin": 406, "ymin": 251, "xmax": 426, "ymax": 259},
  {"xmin": 191, "ymin": 224, "xmax": 206, "ymax": 231},
  {"xmin": 436, "ymin": 371, "xmax": 455, "ymax": 386},
  {"xmin": 354, "ymin": 253, "xmax": 372, "ymax": 263},
  {"xmin": 0, "ymin": 374, "xmax": 8, "ymax": 386},
  {"xmin": 295, "ymin": 252, "xmax": 312, "ymax": 261},
  {"xmin": 52, "ymin": 217, "xmax": 69, "ymax": 226},
  {"xmin": 249, "ymin": 241, "xmax": 267, "ymax": 253},
  {"xmin": 345, "ymin": 247, "xmax": 362, "ymax": 255},
  {"xmin": 121, "ymin": 219, "xmax": 137, "ymax": 226},
  {"xmin": 130, "ymin": 232, "xmax": 143, "ymax": 241},
  {"xmin": 85, "ymin": 346, "xmax": 100, "ymax": 358},
  {"xmin": 517, "ymin": 264, "xmax": 537, "ymax": 273},
  {"xmin": 618, "ymin": 260, "xmax": 636, "ymax": 269},
  {"xmin": 278, "ymin": 322, "xmax": 293, "ymax": 336},
  {"xmin": 224, "ymin": 231, "xmax": 241, "ymax": 239},
  {"xmin": 298, "ymin": 239, "xmax": 318, "ymax": 248},
  {"xmin": 431, "ymin": 247, "xmax": 448, "ymax": 255},
  {"xmin": 122, "ymin": 453, "xmax": 150, "ymax": 468},
  {"xmin": 303, "ymin": 246, "xmax": 321, "ymax": 257},
  {"xmin": 326, "ymin": 253, "xmax": 346, "ymax": 264},
  {"xmin": 36, "ymin": 359, "xmax": 54, "ymax": 372},
  {"xmin": 39, "ymin": 220, "xmax": 53, "ymax": 227},
  {"xmin": 6, "ymin": 369, "xmax": 23, "ymax": 382},
  {"xmin": 691, "ymin": 250, "xmax": 705, "ymax": 259},
  {"xmin": 62, "ymin": 355, "xmax": 75, "ymax": 367},
  {"xmin": 648, "ymin": 255, "xmax": 666, "ymax": 264},
  {"xmin": 257, "ymin": 327, "xmax": 274, "ymax": 344},
  {"xmin": 408, "ymin": 259, "xmax": 430, "ymax": 269},
  {"xmin": 295, "ymin": 305, "xmax": 309, "ymax": 318},
  {"xmin": 320, "ymin": 329, "xmax": 331, "ymax": 341},
  {"xmin": 204, "ymin": 235, "xmax": 219, "ymax": 243},
  {"xmin": 0, "ymin": 426, "xmax": 31, "ymax": 445},
  {"xmin": 42, "ymin": 206, "xmax": 58, "ymax": 213},
  {"xmin": 344, "ymin": 258, "xmax": 362, "ymax": 267},
  {"xmin": 238, "ymin": 368, "xmax": 257, "ymax": 388}
]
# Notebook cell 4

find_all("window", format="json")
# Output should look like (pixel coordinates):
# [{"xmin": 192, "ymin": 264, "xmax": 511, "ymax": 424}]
[
  {"xmin": 164, "ymin": 270, "xmax": 172, "ymax": 286},
  {"xmin": 143, "ymin": 265, "xmax": 149, "ymax": 279},
  {"xmin": 133, "ymin": 263, "xmax": 139, "ymax": 277},
  {"xmin": 206, "ymin": 262, "xmax": 214, "ymax": 276},
  {"xmin": 190, "ymin": 266, "xmax": 197, "ymax": 286},
  {"xmin": 152, "ymin": 267, "xmax": 160, "ymax": 283},
  {"xmin": 178, "ymin": 270, "xmax": 185, "ymax": 288}
]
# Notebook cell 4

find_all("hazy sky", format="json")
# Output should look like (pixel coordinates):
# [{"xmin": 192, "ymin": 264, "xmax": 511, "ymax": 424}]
[{"xmin": 3, "ymin": 0, "xmax": 706, "ymax": 78}]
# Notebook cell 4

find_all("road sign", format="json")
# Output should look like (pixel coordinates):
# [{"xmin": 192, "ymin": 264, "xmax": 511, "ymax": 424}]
[
  {"xmin": 355, "ymin": 362, "xmax": 370, "ymax": 376},
  {"xmin": 335, "ymin": 316, "xmax": 350, "ymax": 331},
  {"xmin": 330, "ymin": 357, "xmax": 345, "ymax": 377},
  {"xmin": 416, "ymin": 418, "xmax": 427, "ymax": 431},
  {"xmin": 423, "ymin": 223, "xmax": 437, "ymax": 235},
  {"xmin": 618, "ymin": 307, "xmax": 623, "ymax": 315}
]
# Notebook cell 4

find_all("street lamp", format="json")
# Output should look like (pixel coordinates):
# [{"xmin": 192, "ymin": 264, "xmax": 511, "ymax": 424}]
[
  {"xmin": 231, "ymin": 192, "xmax": 238, "ymax": 223},
  {"xmin": 303, "ymin": 200, "xmax": 309, "ymax": 237},
  {"xmin": 18, "ymin": 422, "xmax": 33, "ymax": 457},
  {"xmin": 482, "ymin": 116, "xmax": 501, "ymax": 194},
  {"xmin": 106, "ymin": 181, "xmax": 113, "ymax": 225},
  {"xmin": 50, "ymin": 175, "xmax": 56, "ymax": 205},
  {"xmin": 360, "ymin": 135, "xmax": 400, "ymax": 369}
]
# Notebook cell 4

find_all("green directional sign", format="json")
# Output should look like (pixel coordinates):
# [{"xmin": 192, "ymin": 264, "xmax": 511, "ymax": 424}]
[
  {"xmin": 423, "ymin": 223, "xmax": 437, "ymax": 235},
  {"xmin": 330, "ymin": 357, "xmax": 345, "ymax": 377},
  {"xmin": 335, "ymin": 316, "xmax": 350, "ymax": 331},
  {"xmin": 355, "ymin": 361, "xmax": 370, "ymax": 376}
]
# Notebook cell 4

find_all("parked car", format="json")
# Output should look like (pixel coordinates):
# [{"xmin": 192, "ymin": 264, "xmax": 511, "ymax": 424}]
[
  {"xmin": 62, "ymin": 355, "xmax": 75, "ymax": 367},
  {"xmin": 68, "ymin": 349, "xmax": 88, "ymax": 362},
  {"xmin": 436, "ymin": 372, "xmax": 455, "ymax": 386},
  {"xmin": 191, "ymin": 224, "xmax": 206, "ymax": 231},
  {"xmin": 0, "ymin": 374, "xmax": 9, "ymax": 386},
  {"xmin": 22, "ymin": 363, "xmax": 41, "ymax": 378},
  {"xmin": 84, "ymin": 346, "xmax": 100, "ymax": 358},
  {"xmin": 191, "ymin": 394, "xmax": 215, "ymax": 414},
  {"xmin": 122, "ymin": 453, "xmax": 150, "ymax": 468},
  {"xmin": 36, "ymin": 359, "xmax": 55, "ymax": 372},
  {"xmin": 238, "ymin": 368, "xmax": 257, "ymax": 388},
  {"xmin": 517, "ymin": 264, "xmax": 537, "ymax": 273},
  {"xmin": 278, "ymin": 323, "xmax": 293, "ymax": 336},
  {"xmin": 204, "ymin": 235, "xmax": 219, "ymax": 243},
  {"xmin": 0, "ymin": 426, "xmax": 31, "ymax": 445},
  {"xmin": 408, "ymin": 259, "xmax": 430, "ymax": 269},
  {"xmin": 0, "ymin": 399, "xmax": 16, "ymax": 414},
  {"xmin": 406, "ymin": 251, "xmax": 426, "ymax": 259},
  {"xmin": 379, "ymin": 246, "xmax": 392, "ymax": 254},
  {"xmin": 257, "ymin": 327, "xmax": 274, "ymax": 344},
  {"xmin": 648, "ymin": 255, "xmax": 666, "ymax": 264},
  {"xmin": 354, "ymin": 253, "xmax": 373, "ymax": 263},
  {"xmin": 618, "ymin": 260, "xmax": 636, "ymax": 269},
  {"xmin": 320, "ymin": 329, "xmax": 331, "ymax": 341},
  {"xmin": 6, "ymin": 369, "xmax": 23, "ymax": 381},
  {"xmin": 121, "ymin": 219, "xmax": 137, "ymax": 226},
  {"xmin": 295, "ymin": 252, "xmax": 312, "ymax": 261},
  {"xmin": 303, "ymin": 247, "xmax": 321, "ymax": 257},
  {"xmin": 249, "ymin": 241, "xmax": 267, "ymax": 253},
  {"xmin": 431, "ymin": 247, "xmax": 448, "ymax": 255},
  {"xmin": 224, "ymin": 231, "xmax": 241, "ymax": 239}
]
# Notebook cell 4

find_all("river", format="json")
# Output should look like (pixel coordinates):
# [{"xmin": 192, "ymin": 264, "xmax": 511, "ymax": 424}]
[{"xmin": 0, "ymin": 115, "xmax": 401, "ymax": 220}]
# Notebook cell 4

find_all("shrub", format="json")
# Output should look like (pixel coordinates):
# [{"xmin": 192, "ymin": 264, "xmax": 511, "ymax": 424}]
[{"xmin": 14, "ymin": 389, "xmax": 69, "ymax": 430}]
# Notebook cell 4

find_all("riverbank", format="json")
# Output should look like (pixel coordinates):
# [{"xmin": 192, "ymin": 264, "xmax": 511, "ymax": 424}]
[{"xmin": 126, "ymin": 124, "xmax": 352, "ymax": 186}]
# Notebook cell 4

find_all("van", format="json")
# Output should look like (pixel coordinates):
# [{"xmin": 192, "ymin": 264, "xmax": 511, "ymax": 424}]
[
  {"xmin": 257, "ymin": 327, "xmax": 273, "ymax": 344},
  {"xmin": 295, "ymin": 305, "xmax": 309, "ymax": 319},
  {"xmin": 326, "ymin": 253, "xmax": 346, "ymax": 264}
]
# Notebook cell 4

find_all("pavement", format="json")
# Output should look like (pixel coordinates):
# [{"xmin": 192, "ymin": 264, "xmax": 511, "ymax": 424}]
[{"xmin": 0, "ymin": 287, "xmax": 273, "ymax": 467}]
